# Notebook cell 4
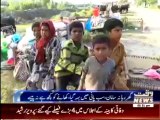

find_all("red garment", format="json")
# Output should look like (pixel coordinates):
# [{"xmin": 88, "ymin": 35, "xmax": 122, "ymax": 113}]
[
  {"xmin": 151, "ymin": 65, "xmax": 160, "ymax": 69},
  {"xmin": 7, "ymin": 58, "xmax": 15, "ymax": 65},
  {"xmin": 93, "ymin": 7, "xmax": 100, "ymax": 17},
  {"xmin": 36, "ymin": 20, "xmax": 55, "ymax": 64}
]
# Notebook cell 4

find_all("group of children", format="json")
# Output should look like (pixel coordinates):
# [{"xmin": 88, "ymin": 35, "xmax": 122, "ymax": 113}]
[
  {"xmin": 25, "ymin": 18, "xmax": 128, "ymax": 91},
  {"xmin": 55, "ymin": 18, "xmax": 128, "ymax": 91}
]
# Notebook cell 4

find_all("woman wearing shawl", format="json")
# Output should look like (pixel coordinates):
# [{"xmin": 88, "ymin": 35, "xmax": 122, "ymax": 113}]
[{"xmin": 27, "ymin": 20, "xmax": 61, "ymax": 90}]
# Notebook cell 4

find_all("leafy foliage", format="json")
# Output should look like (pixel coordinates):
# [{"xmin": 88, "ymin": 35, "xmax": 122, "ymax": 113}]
[
  {"xmin": 41, "ymin": 0, "xmax": 50, "ymax": 8},
  {"xmin": 136, "ymin": 0, "xmax": 157, "ymax": 6},
  {"xmin": 57, "ymin": 2, "xmax": 66, "ymax": 10},
  {"xmin": 3, "ymin": 0, "xmax": 72, "ymax": 12},
  {"xmin": 83, "ymin": 31, "xmax": 91, "ymax": 43},
  {"xmin": 119, "ymin": 0, "xmax": 128, "ymax": 4}
]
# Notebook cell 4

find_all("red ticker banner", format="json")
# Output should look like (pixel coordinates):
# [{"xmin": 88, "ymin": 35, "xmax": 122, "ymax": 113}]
[{"xmin": 1, "ymin": 103, "xmax": 160, "ymax": 119}]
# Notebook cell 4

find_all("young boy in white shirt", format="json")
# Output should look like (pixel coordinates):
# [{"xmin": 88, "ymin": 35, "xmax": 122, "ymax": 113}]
[{"xmin": 109, "ymin": 5, "xmax": 121, "ymax": 20}]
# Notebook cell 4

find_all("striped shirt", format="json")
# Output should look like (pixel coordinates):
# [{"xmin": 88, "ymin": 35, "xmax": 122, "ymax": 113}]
[{"xmin": 31, "ymin": 37, "xmax": 61, "ymax": 76}]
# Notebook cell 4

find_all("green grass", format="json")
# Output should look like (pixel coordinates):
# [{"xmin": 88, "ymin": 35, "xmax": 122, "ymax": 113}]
[
  {"xmin": 148, "ymin": 5, "xmax": 160, "ymax": 11},
  {"xmin": 1, "ymin": 23, "xmax": 31, "ymax": 103},
  {"xmin": 121, "ymin": 12, "xmax": 139, "ymax": 20},
  {"xmin": 121, "ymin": 11, "xmax": 135, "ymax": 17},
  {"xmin": 122, "ymin": 16, "xmax": 138, "ymax": 20},
  {"xmin": 1, "ymin": 69, "xmax": 77, "ymax": 103},
  {"xmin": 16, "ymin": 23, "xmax": 32, "ymax": 33},
  {"xmin": 51, "ymin": 9, "xmax": 92, "ymax": 19},
  {"xmin": 1, "ymin": 70, "xmax": 26, "ymax": 103},
  {"xmin": 51, "ymin": 14, "xmax": 61, "ymax": 20}
]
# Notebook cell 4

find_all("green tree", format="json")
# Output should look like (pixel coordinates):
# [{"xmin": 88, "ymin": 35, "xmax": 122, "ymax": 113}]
[
  {"xmin": 119, "ymin": 0, "xmax": 128, "ymax": 4},
  {"xmin": 57, "ymin": 2, "xmax": 66, "ymax": 10},
  {"xmin": 136, "ymin": 0, "xmax": 157, "ymax": 6},
  {"xmin": 41, "ymin": 0, "xmax": 50, "ymax": 8},
  {"xmin": 47, "ymin": 0, "xmax": 58, "ymax": 9},
  {"xmin": 8, "ymin": 0, "xmax": 20, "ymax": 11},
  {"xmin": 148, "ymin": 0, "xmax": 157, "ymax": 4}
]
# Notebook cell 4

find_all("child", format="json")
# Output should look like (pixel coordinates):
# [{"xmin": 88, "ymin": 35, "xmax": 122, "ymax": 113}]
[
  {"xmin": 103, "ymin": 18, "xmax": 125, "ymax": 74},
  {"xmin": 26, "ymin": 20, "xmax": 61, "ymax": 90},
  {"xmin": 54, "ymin": 21, "xmax": 89, "ymax": 90},
  {"xmin": 103, "ymin": 18, "xmax": 129, "ymax": 90},
  {"xmin": 28, "ymin": 22, "xmax": 41, "ymax": 47},
  {"xmin": 109, "ymin": 5, "xmax": 121, "ymax": 20},
  {"xmin": 78, "ymin": 34, "xmax": 115, "ymax": 90},
  {"xmin": 7, "ymin": 34, "xmax": 22, "ymax": 65},
  {"xmin": 24, "ymin": 22, "xmax": 41, "ymax": 71}
]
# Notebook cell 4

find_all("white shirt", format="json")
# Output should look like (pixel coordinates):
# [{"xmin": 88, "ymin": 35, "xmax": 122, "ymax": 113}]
[
  {"xmin": 110, "ymin": 12, "xmax": 121, "ymax": 20},
  {"xmin": 17, "ymin": 27, "xmax": 34, "ymax": 52}
]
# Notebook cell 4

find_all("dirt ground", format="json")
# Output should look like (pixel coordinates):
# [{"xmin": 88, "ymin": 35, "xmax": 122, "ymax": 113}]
[
  {"xmin": 122, "ymin": 32, "xmax": 160, "ymax": 58},
  {"xmin": 122, "ymin": 7, "xmax": 160, "ymax": 56}
]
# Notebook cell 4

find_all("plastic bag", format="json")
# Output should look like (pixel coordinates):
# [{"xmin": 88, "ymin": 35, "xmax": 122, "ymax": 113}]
[
  {"xmin": 42, "ymin": 75, "xmax": 55, "ymax": 91},
  {"xmin": 29, "ymin": 73, "xmax": 40, "ymax": 83},
  {"xmin": 13, "ymin": 59, "xmax": 30, "ymax": 81},
  {"xmin": 26, "ymin": 73, "xmax": 40, "ymax": 90}
]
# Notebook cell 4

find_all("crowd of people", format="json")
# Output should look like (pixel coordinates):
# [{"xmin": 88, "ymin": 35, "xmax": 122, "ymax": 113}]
[
  {"xmin": 12, "ymin": 17, "xmax": 128, "ymax": 91},
  {"xmin": 1, "ymin": 6, "xmax": 128, "ymax": 91}
]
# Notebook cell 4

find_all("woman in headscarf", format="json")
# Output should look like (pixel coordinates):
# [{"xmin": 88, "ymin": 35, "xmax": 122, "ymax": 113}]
[{"xmin": 27, "ymin": 20, "xmax": 61, "ymax": 90}]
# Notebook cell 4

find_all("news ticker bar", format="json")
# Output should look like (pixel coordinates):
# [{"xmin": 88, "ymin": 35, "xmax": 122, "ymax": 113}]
[
  {"xmin": 1, "ymin": 103, "xmax": 160, "ymax": 119},
  {"xmin": 13, "ymin": 90, "xmax": 160, "ymax": 102}
]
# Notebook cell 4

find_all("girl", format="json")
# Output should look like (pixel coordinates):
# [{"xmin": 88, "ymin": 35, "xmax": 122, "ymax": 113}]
[{"xmin": 27, "ymin": 20, "xmax": 61, "ymax": 90}]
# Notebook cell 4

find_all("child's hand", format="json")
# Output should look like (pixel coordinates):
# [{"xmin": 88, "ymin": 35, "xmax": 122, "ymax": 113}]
[{"xmin": 77, "ymin": 86, "xmax": 83, "ymax": 90}]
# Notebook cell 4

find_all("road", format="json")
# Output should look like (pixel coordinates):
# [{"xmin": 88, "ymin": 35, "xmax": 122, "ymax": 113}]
[
  {"xmin": 135, "ymin": 8, "xmax": 160, "ymax": 32},
  {"xmin": 122, "ymin": 7, "xmax": 160, "ymax": 58}
]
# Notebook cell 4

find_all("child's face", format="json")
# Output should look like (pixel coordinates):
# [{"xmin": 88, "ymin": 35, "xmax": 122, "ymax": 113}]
[
  {"xmin": 109, "ymin": 26, "xmax": 122, "ymax": 43},
  {"xmin": 41, "ymin": 25, "xmax": 50, "ymax": 39},
  {"xmin": 71, "ymin": 28, "xmax": 83, "ymax": 42},
  {"xmin": 93, "ymin": 43, "xmax": 109, "ymax": 62},
  {"xmin": 33, "ymin": 27, "xmax": 41, "ymax": 40}
]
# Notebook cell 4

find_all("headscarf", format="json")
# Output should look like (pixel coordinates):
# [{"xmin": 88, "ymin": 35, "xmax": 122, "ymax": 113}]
[{"xmin": 35, "ymin": 20, "xmax": 56, "ymax": 64}]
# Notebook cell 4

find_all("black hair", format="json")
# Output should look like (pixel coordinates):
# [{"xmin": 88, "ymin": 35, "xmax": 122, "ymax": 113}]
[
  {"xmin": 31, "ymin": 22, "xmax": 40, "ymax": 30},
  {"xmin": 103, "ymin": 18, "xmax": 123, "ymax": 32},
  {"xmin": 69, "ymin": 21, "xmax": 84, "ymax": 34},
  {"xmin": 92, "ymin": 34, "xmax": 110, "ymax": 48},
  {"xmin": 41, "ymin": 22, "xmax": 50, "ymax": 30},
  {"xmin": 60, "ymin": 16, "xmax": 63, "ymax": 20},
  {"xmin": 111, "ymin": 5, "xmax": 119, "ymax": 13}
]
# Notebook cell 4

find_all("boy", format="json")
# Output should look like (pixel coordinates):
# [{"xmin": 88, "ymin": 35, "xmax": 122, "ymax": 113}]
[
  {"xmin": 109, "ymin": 5, "xmax": 121, "ymax": 20},
  {"xmin": 103, "ymin": 18, "xmax": 129, "ymax": 90},
  {"xmin": 78, "ymin": 34, "xmax": 115, "ymax": 90},
  {"xmin": 54, "ymin": 21, "xmax": 89, "ymax": 90},
  {"xmin": 103, "ymin": 18, "xmax": 125, "ymax": 74},
  {"xmin": 25, "ymin": 22, "xmax": 41, "ymax": 71},
  {"xmin": 28, "ymin": 22, "xmax": 41, "ymax": 47}
]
